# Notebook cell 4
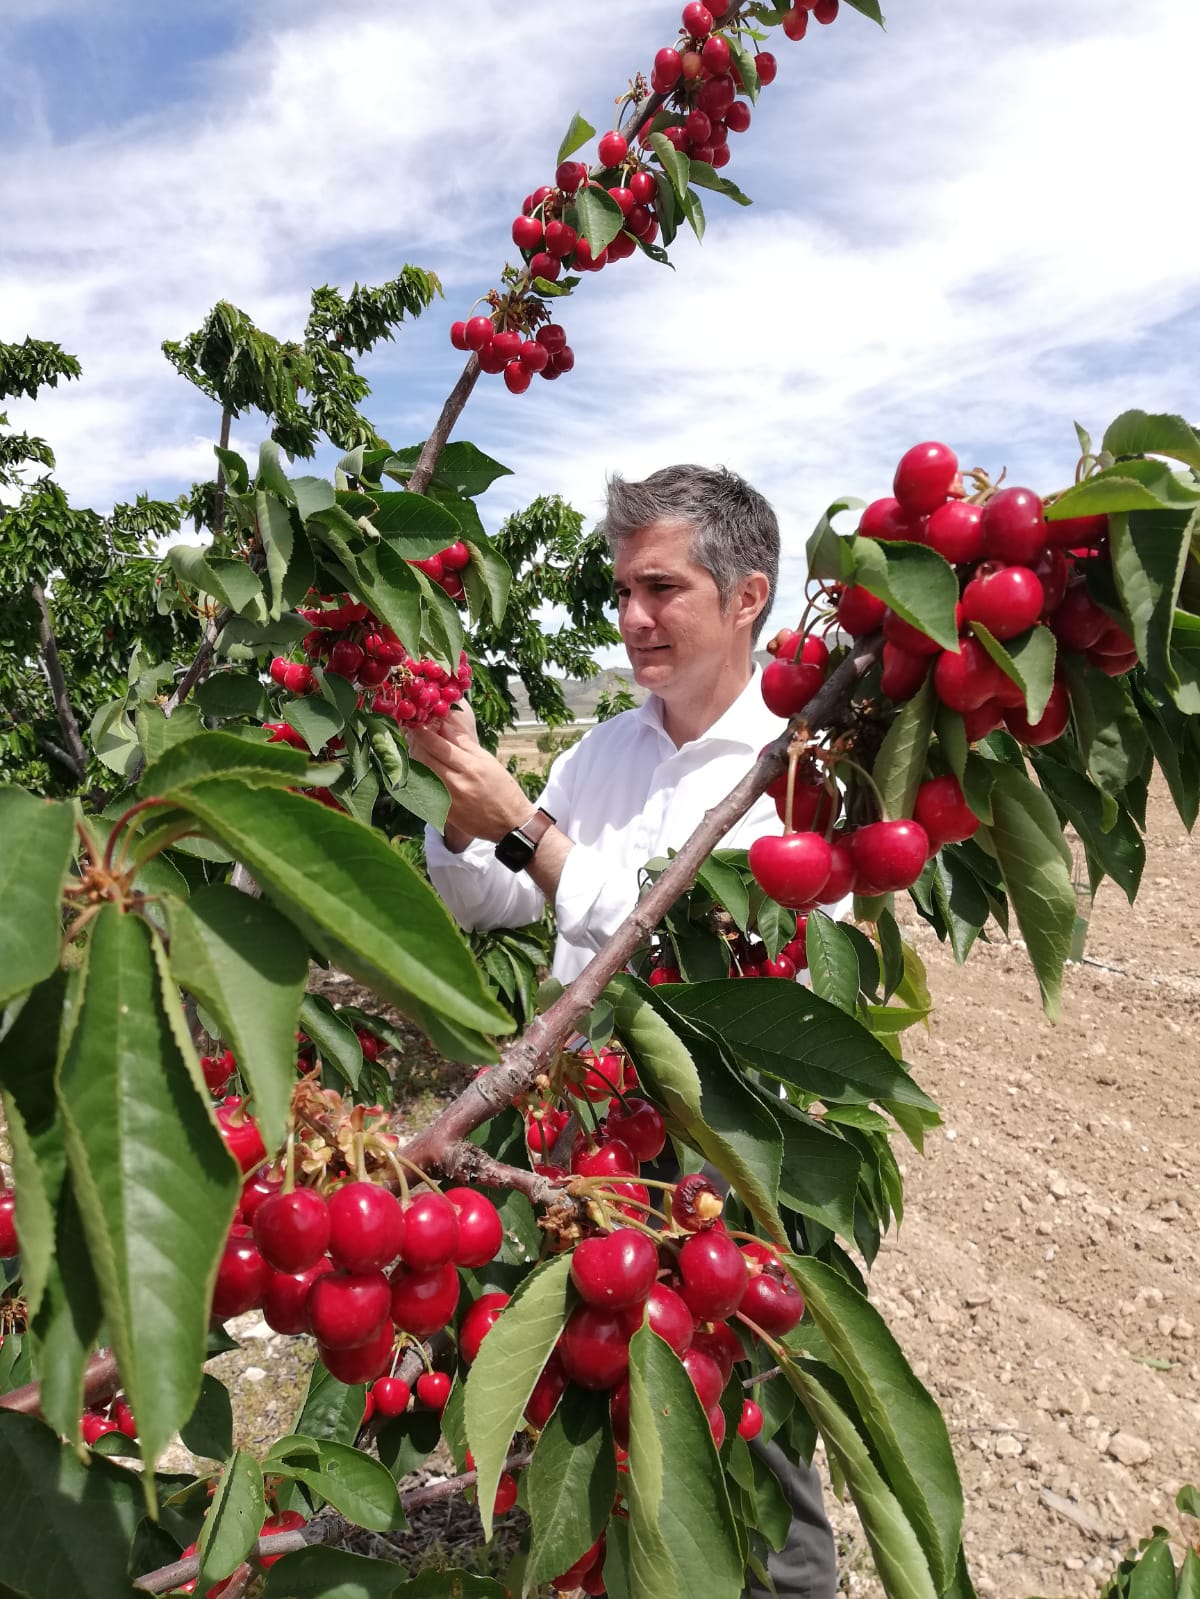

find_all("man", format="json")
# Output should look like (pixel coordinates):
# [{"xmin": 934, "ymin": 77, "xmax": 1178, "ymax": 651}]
[{"xmin": 408, "ymin": 463, "xmax": 838, "ymax": 1598}]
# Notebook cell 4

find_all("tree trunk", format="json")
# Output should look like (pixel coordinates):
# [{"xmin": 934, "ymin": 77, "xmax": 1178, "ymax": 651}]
[{"xmin": 30, "ymin": 580, "xmax": 88, "ymax": 784}]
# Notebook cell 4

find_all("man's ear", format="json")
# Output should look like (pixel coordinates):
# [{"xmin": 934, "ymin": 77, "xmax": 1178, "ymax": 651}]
[{"xmin": 734, "ymin": 571, "xmax": 771, "ymax": 635}]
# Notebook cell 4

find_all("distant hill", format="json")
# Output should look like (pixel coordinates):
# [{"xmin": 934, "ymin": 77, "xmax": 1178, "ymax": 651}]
[{"xmin": 508, "ymin": 654, "xmax": 774, "ymax": 722}]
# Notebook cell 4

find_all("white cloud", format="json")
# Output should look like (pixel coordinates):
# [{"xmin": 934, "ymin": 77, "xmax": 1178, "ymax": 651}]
[{"xmin": 3, "ymin": 0, "xmax": 1197, "ymax": 641}]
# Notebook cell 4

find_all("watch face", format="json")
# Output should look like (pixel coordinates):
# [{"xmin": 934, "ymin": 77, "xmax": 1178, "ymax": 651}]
[{"xmin": 496, "ymin": 830, "xmax": 535, "ymax": 871}]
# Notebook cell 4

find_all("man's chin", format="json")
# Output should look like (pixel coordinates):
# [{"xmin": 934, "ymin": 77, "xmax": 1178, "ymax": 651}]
[{"xmin": 628, "ymin": 649, "xmax": 671, "ymax": 685}]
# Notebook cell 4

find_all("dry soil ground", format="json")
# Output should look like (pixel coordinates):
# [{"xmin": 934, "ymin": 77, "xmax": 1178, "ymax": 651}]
[{"xmin": 821, "ymin": 780, "xmax": 1200, "ymax": 1596}]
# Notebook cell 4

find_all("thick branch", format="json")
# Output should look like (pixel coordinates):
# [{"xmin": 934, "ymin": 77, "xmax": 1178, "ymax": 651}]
[
  {"xmin": 407, "ymin": 355, "xmax": 481, "ymax": 495},
  {"xmin": 0, "ymin": 1346, "xmax": 120, "ymax": 1415},
  {"xmin": 399, "ymin": 633, "xmax": 883, "ymax": 1174},
  {"xmin": 30, "ymin": 580, "xmax": 87, "ymax": 781}
]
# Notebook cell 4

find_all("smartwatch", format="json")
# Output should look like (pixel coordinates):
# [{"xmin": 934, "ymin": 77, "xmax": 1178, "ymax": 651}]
[{"xmin": 495, "ymin": 808, "xmax": 556, "ymax": 872}]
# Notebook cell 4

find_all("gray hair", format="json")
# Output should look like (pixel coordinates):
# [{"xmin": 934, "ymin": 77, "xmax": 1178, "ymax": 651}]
[{"xmin": 602, "ymin": 464, "xmax": 779, "ymax": 641}]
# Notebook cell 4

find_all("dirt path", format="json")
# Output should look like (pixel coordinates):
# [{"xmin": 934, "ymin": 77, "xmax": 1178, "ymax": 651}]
[{"xmin": 824, "ymin": 782, "xmax": 1200, "ymax": 1596}]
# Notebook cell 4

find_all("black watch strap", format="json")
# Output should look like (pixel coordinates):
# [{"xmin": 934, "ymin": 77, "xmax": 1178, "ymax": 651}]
[{"xmin": 495, "ymin": 808, "xmax": 556, "ymax": 872}]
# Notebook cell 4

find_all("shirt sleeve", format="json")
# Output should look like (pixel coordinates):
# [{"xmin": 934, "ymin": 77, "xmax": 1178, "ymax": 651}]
[{"xmin": 552, "ymin": 841, "xmax": 643, "ymax": 957}]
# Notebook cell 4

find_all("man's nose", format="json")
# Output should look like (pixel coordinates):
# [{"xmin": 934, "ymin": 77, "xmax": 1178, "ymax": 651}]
[{"xmin": 621, "ymin": 590, "xmax": 653, "ymax": 632}]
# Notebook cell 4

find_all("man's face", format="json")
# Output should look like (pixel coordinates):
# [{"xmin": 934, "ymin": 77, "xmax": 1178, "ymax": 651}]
[{"xmin": 613, "ymin": 520, "xmax": 738, "ymax": 696}]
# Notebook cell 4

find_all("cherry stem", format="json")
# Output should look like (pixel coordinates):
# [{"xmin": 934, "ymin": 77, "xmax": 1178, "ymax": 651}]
[
  {"xmin": 742, "ymin": 1364, "xmax": 783, "ymax": 1389},
  {"xmin": 380, "ymin": 1146, "xmax": 411, "ymax": 1207},
  {"xmin": 817, "ymin": 750, "xmax": 887, "ymax": 821},
  {"xmin": 283, "ymin": 1131, "xmax": 296, "ymax": 1195},
  {"xmin": 783, "ymin": 743, "xmax": 800, "ymax": 835}
]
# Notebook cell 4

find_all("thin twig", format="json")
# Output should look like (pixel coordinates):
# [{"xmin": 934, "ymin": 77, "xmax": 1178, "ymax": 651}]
[
  {"xmin": 0, "ymin": 1346, "xmax": 120, "ymax": 1415},
  {"xmin": 30, "ymin": 580, "xmax": 88, "ymax": 781}
]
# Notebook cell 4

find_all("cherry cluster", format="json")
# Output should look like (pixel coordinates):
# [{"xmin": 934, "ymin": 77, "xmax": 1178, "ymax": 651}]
[
  {"xmin": 79, "ymin": 1392, "xmax": 137, "ymax": 1447},
  {"xmin": 449, "ymin": 0, "xmax": 831, "ymax": 395},
  {"xmin": 836, "ymin": 439, "xmax": 1133, "ymax": 743},
  {"xmin": 210, "ymin": 1088, "xmax": 504, "ymax": 1395},
  {"xmin": 176, "ymin": 1507, "xmax": 307, "ymax": 1595},
  {"xmin": 265, "ymin": 592, "xmax": 473, "ymax": 738},
  {"xmin": 649, "ymin": 919, "xmax": 810, "ymax": 983}
]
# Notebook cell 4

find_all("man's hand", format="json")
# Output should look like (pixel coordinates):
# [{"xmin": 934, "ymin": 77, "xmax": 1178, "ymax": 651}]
[{"xmin": 406, "ymin": 705, "xmax": 534, "ymax": 850}]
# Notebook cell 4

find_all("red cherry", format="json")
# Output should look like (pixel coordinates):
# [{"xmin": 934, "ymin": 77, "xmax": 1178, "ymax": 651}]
[
  {"xmin": 440, "ymin": 540, "xmax": 470, "ymax": 572},
  {"xmin": 781, "ymin": 6, "xmax": 809, "ymax": 40},
  {"xmin": 961, "ymin": 566, "xmax": 1044, "ymax": 641},
  {"xmin": 555, "ymin": 160, "xmax": 587, "ymax": 194},
  {"xmin": 567, "ymin": 1047, "xmax": 623, "ymax": 1101},
  {"xmin": 399, "ymin": 1191, "xmax": 459, "ymax": 1272},
  {"xmin": 1088, "ymin": 646, "xmax": 1138, "ymax": 677},
  {"xmin": 677, "ymin": 1230, "xmax": 748, "ymax": 1321},
  {"xmin": 754, "ymin": 51, "xmax": 778, "ymax": 84},
  {"xmin": 459, "ymin": 1291, "xmax": 510, "ymax": 1363},
  {"xmin": 692, "ymin": 1320, "xmax": 742, "ymax": 1384},
  {"xmin": 913, "ymin": 775, "xmax": 979, "ymax": 850},
  {"xmin": 216, "ymin": 1099, "xmax": 268, "ymax": 1174},
  {"xmin": 609, "ymin": 1380, "xmax": 631, "ymax": 1450},
  {"xmin": 389, "ymin": 1262, "xmax": 461, "ymax": 1338},
  {"xmin": 820, "ymin": 840, "xmax": 855, "ymax": 904},
  {"xmin": 639, "ymin": 1282, "xmax": 695, "ymax": 1357},
  {"xmin": 702, "ymin": 34, "xmax": 731, "ymax": 75},
  {"xmin": 463, "ymin": 316, "xmax": 494, "ymax": 352},
  {"xmin": 449, "ymin": 321, "xmax": 469, "ymax": 352},
  {"xmin": 493, "ymin": 1473, "xmax": 519, "ymax": 1517},
  {"xmin": 893, "ymin": 442, "xmax": 958, "ymax": 516},
  {"xmin": 882, "ymin": 609, "xmax": 940, "ymax": 657},
  {"xmin": 682, "ymin": 1347, "xmax": 725, "ymax": 1410},
  {"xmin": 836, "ymin": 585, "xmax": 886, "ymax": 636},
  {"xmin": 696, "ymin": 72, "xmax": 734, "ymax": 116},
  {"xmin": 524, "ymin": 1353, "xmax": 567, "ymax": 1428},
  {"xmin": 328, "ymin": 1182, "xmax": 405, "ymax": 1273},
  {"xmin": 328, "ymin": 639, "xmax": 365, "ymax": 680},
  {"xmin": 1051, "ymin": 582, "xmax": 1109, "ymax": 651},
  {"xmin": 748, "ymin": 832, "xmax": 832, "ymax": 910},
  {"xmin": 559, "ymin": 1304, "xmax": 632, "ymax": 1390},
  {"xmin": 708, "ymin": 1403, "xmax": 727, "ymax": 1448},
  {"xmin": 491, "ymin": 330, "xmax": 522, "ymax": 362},
  {"xmin": 725, "ymin": 98, "xmax": 751, "ymax": 133},
  {"xmin": 1003, "ymin": 679, "xmax": 1071, "ymax": 745},
  {"xmin": 598, "ymin": 130, "xmax": 629, "ymax": 166},
  {"xmin": 308, "ymin": 1269, "xmax": 392, "ymax": 1349},
  {"xmin": 648, "ymin": 964, "xmax": 682, "ymax": 986},
  {"xmin": 444, "ymin": 1187, "xmax": 503, "ymax": 1268},
  {"xmin": 814, "ymin": 0, "xmax": 839, "ymax": 18},
  {"xmin": 82, "ymin": 1412, "xmax": 119, "ymax": 1446},
  {"xmin": 961, "ymin": 700, "xmax": 1006, "ymax": 742},
  {"xmin": 259, "ymin": 1510, "xmax": 307, "ymax": 1569},
  {"xmin": 371, "ymin": 1375, "xmax": 411, "ymax": 1417},
  {"xmin": 1031, "ymin": 546, "xmax": 1069, "ymax": 616},
  {"xmin": 880, "ymin": 641, "xmax": 930, "ymax": 703},
  {"xmin": 570, "ymin": 1228, "xmax": 659, "ymax": 1311},
  {"xmin": 682, "ymin": 1, "xmax": 714, "ymax": 35},
  {"xmin": 318, "ymin": 1317, "xmax": 394, "ymax": 1385},
  {"xmin": 653, "ymin": 46, "xmax": 683, "ymax": 86},
  {"xmin": 511, "ymin": 215, "xmax": 543, "ymax": 252},
  {"xmin": 570, "ymin": 1137, "xmax": 638, "ymax": 1179},
  {"xmin": 262, "ymin": 1258, "xmax": 333, "ymax": 1335},
  {"xmin": 416, "ymin": 1370, "xmax": 452, "ymax": 1412},
  {"xmin": 526, "ymin": 1105, "xmax": 569, "ymax": 1158},
  {"xmin": 848, "ymin": 820, "xmax": 931, "ymax": 893},
  {"xmin": 924, "ymin": 500, "xmax": 984, "ymax": 564},
  {"xmin": 544, "ymin": 221, "xmax": 577, "ymax": 259},
  {"xmin": 859, "ymin": 497, "xmax": 917, "ymax": 542},
  {"xmin": 212, "ymin": 1226, "xmax": 269, "ymax": 1319},
  {"xmin": 1044, "ymin": 511, "xmax": 1108, "ymax": 550},
  {"xmin": 477, "ymin": 343, "xmax": 507, "ymax": 375},
  {"xmin": 0, "ymin": 1194, "xmax": 18, "ymax": 1258},
  {"xmin": 738, "ymin": 1247, "xmax": 805, "ymax": 1336},
  {"xmin": 763, "ymin": 953, "xmax": 796, "ymax": 980},
  {"xmin": 933, "ymin": 638, "xmax": 1001, "ymax": 713},
  {"xmin": 738, "ymin": 1399, "xmax": 764, "ymax": 1440},
  {"xmin": 201, "ymin": 1048, "xmax": 237, "ymax": 1095},
  {"xmin": 605, "ymin": 1098, "xmax": 666, "ymax": 1162},
  {"xmin": 761, "ymin": 658, "xmax": 823, "ymax": 718},
  {"xmin": 503, "ymin": 361, "xmax": 531, "ymax": 395},
  {"xmin": 253, "ymin": 1187, "xmax": 331, "ymax": 1274},
  {"xmin": 981, "ymin": 487, "xmax": 1047, "ymax": 564}
]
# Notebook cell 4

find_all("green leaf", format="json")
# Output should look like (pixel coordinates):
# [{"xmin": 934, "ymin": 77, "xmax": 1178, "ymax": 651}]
[
  {"xmin": 257, "ymin": 440, "xmax": 297, "ymax": 502},
  {"xmin": 928, "ymin": 849, "xmax": 990, "ymax": 963},
  {"xmin": 525, "ymin": 1386, "xmax": 617, "ymax": 1585},
  {"xmin": 626, "ymin": 1326, "xmax": 744, "ymax": 1599},
  {"xmin": 197, "ymin": 1448, "xmax": 265, "ymax": 1588},
  {"xmin": 181, "ymin": 1373, "xmax": 234, "ymax": 1460},
  {"xmin": 264, "ymin": 1435, "xmax": 402, "ymax": 1531},
  {"xmin": 1102, "ymin": 408, "xmax": 1200, "ymax": 470},
  {"xmin": 1110, "ymin": 507, "xmax": 1196, "ymax": 686},
  {"xmin": 0, "ymin": 788, "xmax": 75, "ymax": 1005},
  {"xmin": 782, "ymin": 1360, "xmax": 940, "ymax": 1599},
  {"xmin": 291, "ymin": 1360, "xmax": 367, "ymax": 1446},
  {"xmin": 1029, "ymin": 754, "xmax": 1145, "ymax": 902},
  {"xmin": 853, "ymin": 539, "xmax": 959, "ymax": 651},
  {"xmin": 872, "ymin": 673, "xmax": 935, "ymax": 820},
  {"xmin": 557, "ymin": 110, "xmax": 596, "ymax": 165},
  {"xmin": 416, "ymin": 566, "xmax": 465, "ymax": 670},
  {"xmin": 805, "ymin": 499, "xmax": 861, "ymax": 583},
  {"xmin": 136, "ymin": 702, "xmax": 204, "ymax": 765},
  {"xmin": 970, "ymin": 624, "xmax": 1057, "ymax": 723},
  {"xmin": 660, "ymin": 978, "xmax": 938, "ymax": 1113},
  {"xmin": 804, "ymin": 910, "xmax": 860, "ymax": 1013},
  {"xmin": 1127, "ymin": 1538, "xmax": 1179, "ymax": 1599},
  {"xmin": 55, "ymin": 910, "xmax": 240, "ymax": 1491},
  {"xmin": 256, "ymin": 492, "xmax": 295, "ymax": 620},
  {"xmin": 609, "ymin": 976, "xmax": 786, "ymax": 1245},
  {"xmin": 139, "ymin": 729, "xmax": 335, "ymax": 799},
  {"xmin": 727, "ymin": 34, "xmax": 760, "ymax": 99},
  {"xmin": 167, "ymin": 885, "xmax": 309, "ymax": 1153},
  {"xmin": 464, "ymin": 1253, "xmax": 573, "ymax": 1539},
  {"xmin": 391, "ymin": 752, "xmax": 452, "ymax": 832},
  {"xmin": 775, "ymin": 1105, "xmax": 861, "ymax": 1241},
  {"xmin": 574, "ymin": 183, "xmax": 627, "ymax": 255},
  {"xmin": 168, "ymin": 546, "xmax": 266, "ymax": 620},
  {"xmin": 283, "ymin": 693, "xmax": 346, "ymax": 756},
  {"xmin": 299, "ymin": 993, "xmax": 365, "ymax": 1089},
  {"xmin": 1181, "ymin": 1549, "xmax": 1200, "ymax": 1599},
  {"xmin": 688, "ymin": 159, "xmax": 753, "ymax": 206},
  {"xmin": 0, "ymin": 1411, "xmax": 145, "ymax": 1599},
  {"xmin": 262, "ymin": 1546, "xmax": 405, "ymax": 1599},
  {"xmin": 843, "ymin": 0, "xmax": 886, "ymax": 21},
  {"xmin": 786, "ymin": 1257, "xmax": 963, "ymax": 1589},
  {"xmin": 383, "ymin": 441, "xmax": 513, "ymax": 499},
  {"xmin": 1177, "ymin": 1484, "xmax": 1200, "ymax": 1519},
  {"xmin": 1046, "ymin": 469, "xmax": 1194, "ymax": 517},
  {"xmin": 696, "ymin": 852, "xmax": 752, "ymax": 933},
  {"xmin": 649, "ymin": 132, "xmax": 692, "ymax": 205},
  {"xmin": 194, "ymin": 672, "xmax": 270, "ymax": 721},
  {"xmin": 215, "ymin": 445, "xmax": 250, "ymax": 493},
  {"xmin": 980, "ymin": 764, "xmax": 1075, "ymax": 1018},
  {"xmin": 168, "ymin": 781, "xmax": 513, "ymax": 1061},
  {"xmin": 291, "ymin": 475, "xmax": 336, "ymax": 521}
]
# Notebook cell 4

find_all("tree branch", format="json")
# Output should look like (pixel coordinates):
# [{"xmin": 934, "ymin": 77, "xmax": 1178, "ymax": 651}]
[
  {"xmin": 30, "ymin": 580, "xmax": 87, "ymax": 781},
  {"xmin": 399, "ymin": 633, "xmax": 883, "ymax": 1174},
  {"xmin": 0, "ymin": 1346, "xmax": 120, "ymax": 1415},
  {"xmin": 407, "ymin": 355, "xmax": 481, "ymax": 495}
]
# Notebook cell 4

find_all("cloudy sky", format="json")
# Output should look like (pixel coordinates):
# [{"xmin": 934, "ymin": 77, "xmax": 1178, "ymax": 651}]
[{"xmin": 3, "ymin": 0, "xmax": 1197, "ymax": 639}]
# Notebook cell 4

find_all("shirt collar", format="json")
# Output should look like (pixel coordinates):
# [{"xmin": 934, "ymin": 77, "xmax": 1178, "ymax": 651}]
[{"xmin": 636, "ymin": 666, "xmax": 781, "ymax": 753}]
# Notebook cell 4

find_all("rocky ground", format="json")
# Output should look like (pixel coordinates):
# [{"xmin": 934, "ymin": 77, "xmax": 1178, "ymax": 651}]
[{"xmin": 822, "ymin": 780, "xmax": 1200, "ymax": 1596}]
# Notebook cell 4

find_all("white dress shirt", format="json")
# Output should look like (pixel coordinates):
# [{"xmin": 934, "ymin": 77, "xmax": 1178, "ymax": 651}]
[{"xmin": 425, "ymin": 669, "xmax": 841, "ymax": 983}]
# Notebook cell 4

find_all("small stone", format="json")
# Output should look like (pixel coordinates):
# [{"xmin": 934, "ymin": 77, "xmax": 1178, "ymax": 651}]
[
  {"xmin": 927, "ymin": 1298, "xmax": 959, "ymax": 1326},
  {"xmin": 1064, "ymin": 1558, "xmax": 1084, "ymax": 1572},
  {"xmin": 994, "ymin": 1434, "xmax": 1022, "ymax": 1458},
  {"xmin": 1049, "ymin": 1177, "xmax": 1070, "ymax": 1199},
  {"xmin": 1157, "ymin": 1200, "xmax": 1183, "ymax": 1221},
  {"xmin": 964, "ymin": 1290, "xmax": 993, "ymax": 1308},
  {"xmin": 1173, "ymin": 1319, "xmax": 1195, "ymax": 1341},
  {"xmin": 239, "ymin": 1318, "xmax": 274, "ymax": 1341},
  {"xmin": 242, "ymin": 1366, "xmax": 268, "ymax": 1383},
  {"xmin": 1107, "ymin": 1432, "xmax": 1151, "ymax": 1467},
  {"xmin": 1157, "ymin": 1315, "xmax": 1178, "ymax": 1337}
]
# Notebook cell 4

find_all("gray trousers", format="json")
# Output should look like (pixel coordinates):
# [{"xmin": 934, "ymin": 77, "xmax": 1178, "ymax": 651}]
[{"xmin": 744, "ymin": 1439, "xmax": 837, "ymax": 1599}]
